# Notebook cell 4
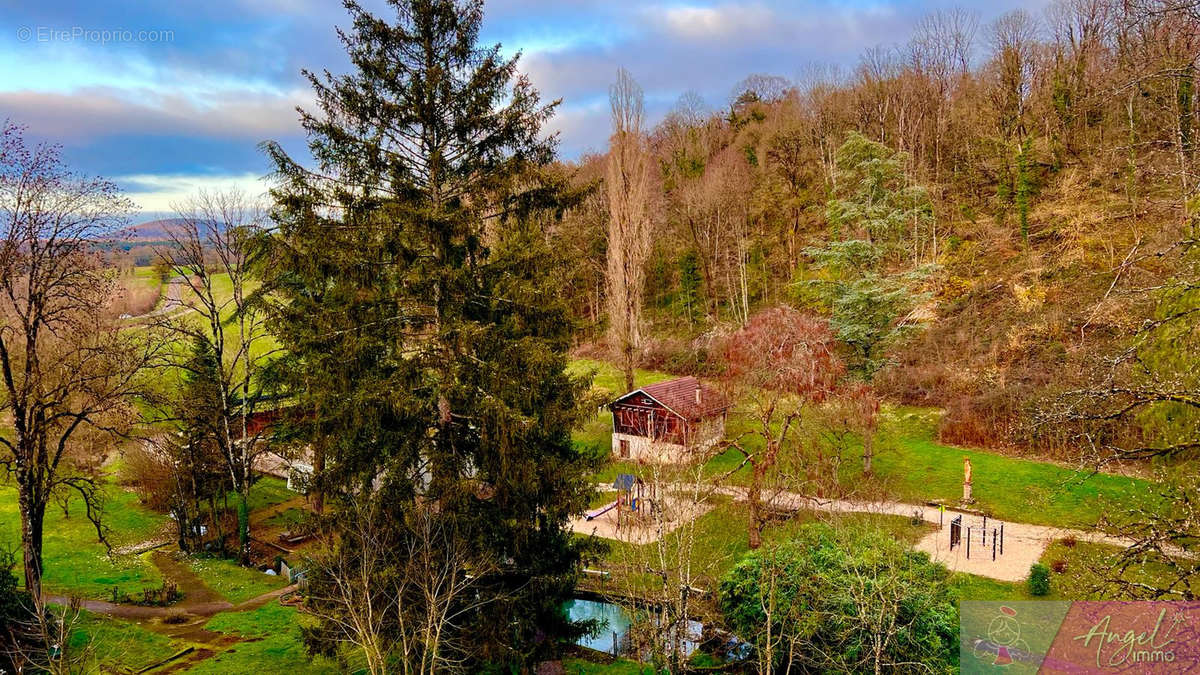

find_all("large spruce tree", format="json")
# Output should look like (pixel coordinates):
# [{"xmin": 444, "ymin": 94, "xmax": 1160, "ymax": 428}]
[{"xmin": 259, "ymin": 0, "xmax": 595, "ymax": 668}]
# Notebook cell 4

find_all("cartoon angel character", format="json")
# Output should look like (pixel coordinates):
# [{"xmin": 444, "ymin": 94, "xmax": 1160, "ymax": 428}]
[{"xmin": 973, "ymin": 605, "xmax": 1029, "ymax": 666}]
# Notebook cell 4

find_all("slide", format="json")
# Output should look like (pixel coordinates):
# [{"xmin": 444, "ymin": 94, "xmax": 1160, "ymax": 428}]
[{"xmin": 585, "ymin": 500, "xmax": 618, "ymax": 521}]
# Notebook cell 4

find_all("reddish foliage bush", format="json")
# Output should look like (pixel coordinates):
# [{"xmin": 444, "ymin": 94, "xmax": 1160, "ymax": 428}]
[{"xmin": 722, "ymin": 306, "xmax": 844, "ymax": 397}]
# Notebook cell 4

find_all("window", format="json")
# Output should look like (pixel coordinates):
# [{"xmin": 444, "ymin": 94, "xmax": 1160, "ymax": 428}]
[{"xmin": 619, "ymin": 439, "xmax": 630, "ymax": 458}]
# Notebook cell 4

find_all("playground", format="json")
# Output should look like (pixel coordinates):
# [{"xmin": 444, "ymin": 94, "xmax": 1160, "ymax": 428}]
[{"xmin": 568, "ymin": 473, "xmax": 714, "ymax": 545}]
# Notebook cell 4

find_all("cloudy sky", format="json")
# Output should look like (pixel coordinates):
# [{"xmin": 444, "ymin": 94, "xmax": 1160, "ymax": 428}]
[{"xmin": 1, "ymin": 0, "xmax": 1048, "ymax": 220}]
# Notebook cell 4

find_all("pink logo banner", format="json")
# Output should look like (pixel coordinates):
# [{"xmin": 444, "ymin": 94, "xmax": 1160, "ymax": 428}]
[{"xmin": 961, "ymin": 601, "xmax": 1200, "ymax": 673}]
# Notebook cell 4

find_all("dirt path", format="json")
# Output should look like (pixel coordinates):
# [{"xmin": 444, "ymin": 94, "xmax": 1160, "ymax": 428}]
[
  {"xmin": 43, "ymin": 584, "xmax": 296, "ymax": 620},
  {"xmin": 730, "ymin": 487, "xmax": 1192, "ymax": 582},
  {"xmin": 138, "ymin": 276, "xmax": 186, "ymax": 318},
  {"xmin": 43, "ymin": 547, "xmax": 297, "ymax": 620}
]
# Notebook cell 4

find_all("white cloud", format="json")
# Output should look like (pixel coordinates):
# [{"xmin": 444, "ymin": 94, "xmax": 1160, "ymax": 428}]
[
  {"xmin": 654, "ymin": 4, "xmax": 778, "ymax": 41},
  {"xmin": 116, "ymin": 172, "xmax": 269, "ymax": 213}
]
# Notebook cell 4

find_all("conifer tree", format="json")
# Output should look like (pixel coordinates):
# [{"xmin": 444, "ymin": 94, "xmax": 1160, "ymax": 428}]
[{"xmin": 259, "ymin": 0, "xmax": 595, "ymax": 668}]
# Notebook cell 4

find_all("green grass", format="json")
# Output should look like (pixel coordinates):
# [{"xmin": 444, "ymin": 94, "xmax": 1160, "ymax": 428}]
[
  {"xmin": 946, "ymin": 536, "xmax": 1191, "ymax": 604},
  {"xmin": 68, "ymin": 609, "xmax": 186, "ymax": 671},
  {"xmin": 186, "ymin": 556, "xmax": 290, "ymax": 604},
  {"xmin": 843, "ymin": 407, "xmax": 1154, "ymax": 528},
  {"xmin": 155, "ymin": 271, "xmax": 281, "ymax": 382},
  {"xmin": 591, "ymin": 497, "xmax": 933, "ymax": 591},
  {"xmin": 0, "ymin": 470, "xmax": 293, "ymax": 602},
  {"xmin": 0, "ymin": 477, "xmax": 166, "ymax": 599},
  {"xmin": 565, "ymin": 658, "xmax": 661, "ymax": 674},
  {"xmin": 128, "ymin": 265, "xmax": 166, "ymax": 293},
  {"xmin": 196, "ymin": 603, "xmax": 344, "ymax": 674},
  {"xmin": 247, "ymin": 475, "xmax": 297, "ymax": 512},
  {"xmin": 266, "ymin": 506, "xmax": 308, "ymax": 529}
]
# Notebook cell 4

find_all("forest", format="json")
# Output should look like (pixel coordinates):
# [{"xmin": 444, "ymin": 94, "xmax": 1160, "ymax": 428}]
[{"xmin": 556, "ymin": 0, "xmax": 1198, "ymax": 462}]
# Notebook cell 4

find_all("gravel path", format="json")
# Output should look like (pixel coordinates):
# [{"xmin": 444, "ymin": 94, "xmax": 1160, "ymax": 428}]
[{"xmin": 573, "ymin": 481, "xmax": 1176, "ymax": 583}]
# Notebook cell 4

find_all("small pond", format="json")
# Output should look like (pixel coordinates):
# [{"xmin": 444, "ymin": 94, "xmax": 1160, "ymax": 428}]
[
  {"xmin": 565, "ymin": 598, "xmax": 702, "ymax": 658},
  {"xmin": 565, "ymin": 598, "xmax": 632, "ymax": 655}
]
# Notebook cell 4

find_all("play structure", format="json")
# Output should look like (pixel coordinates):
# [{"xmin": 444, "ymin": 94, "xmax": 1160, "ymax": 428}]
[
  {"xmin": 584, "ymin": 473, "xmax": 657, "ymax": 529},
  {"xmin": 947, "ymin": 513, "xmax": 1005, "ymax": 561}
]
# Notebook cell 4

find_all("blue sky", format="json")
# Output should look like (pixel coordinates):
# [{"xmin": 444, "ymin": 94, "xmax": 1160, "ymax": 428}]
[{"xmin": 1, "ymin": 0, "xmax": 1048, "ymax": 220}]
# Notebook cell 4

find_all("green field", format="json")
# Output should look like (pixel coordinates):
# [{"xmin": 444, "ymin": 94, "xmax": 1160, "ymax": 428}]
[
  {"xmin": 185, "ymin": 555, "xmax": 290, "ymax": 604},
  {"xmin": 194, "ymin": 604, "xmax": 345, "ymax": 674},
  {"xmin": 0, "ymin": 478, "xmax": 165, "ymax": 599},
  {"xmin": 68, "ymin": 609, "xmax": 187, "ymax": 672}
]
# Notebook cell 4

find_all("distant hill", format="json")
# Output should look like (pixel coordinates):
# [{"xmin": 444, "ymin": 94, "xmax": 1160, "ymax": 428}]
[{"xmin": 115, "ymin": 218, "xmax": 221, "ymax": 241}]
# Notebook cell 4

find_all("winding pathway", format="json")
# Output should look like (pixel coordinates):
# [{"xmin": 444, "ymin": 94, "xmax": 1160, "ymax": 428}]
[{"xmin": 575, "ymin": 482, "xmax": 1183, "ymax": 583}]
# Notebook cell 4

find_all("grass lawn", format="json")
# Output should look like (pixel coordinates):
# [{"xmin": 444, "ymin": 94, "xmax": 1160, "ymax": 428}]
[
  {"xmin": 186, "ymin": 556, "xmax": 290, "ymax": 604},
  {"xmin": 0, "ymin": 477, "xmax": 166, "ymax": 599},
  {"xmin": 0, "ymin": 469, "xmax": 294, "ymax": 602},
  {"xmin": 128, "ymin": 265, "xmax": 166, "ymax": 294},
  {"xmin": 196, "ymin": 603, "xmax": 345, "ymax": 674},
  {"xmin": 266, "ymin": 506, "xmax": 308, "ymax": 529},
  {"xmin": 68, "ymin": 609, "xmax": 186, "ymax": 672},
  {"xmin": 946, "ymin": 535, "xmax": 1192, "ymax": 603},
  {"xmin": 565, "ymin": 657, "xmax": 661, "ymax": 674},
  {"xmin": 248, "ymin": 475, "xmax": 297, "ymax": 512},
  {"xmin": 845, "ymin": 407, "xmax": 1154, "ymax": 528}
]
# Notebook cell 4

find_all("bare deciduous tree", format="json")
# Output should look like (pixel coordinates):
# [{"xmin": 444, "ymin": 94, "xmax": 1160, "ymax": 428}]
[
  {"xmin": 153, "ymin": 189, "xmax": 276, "ymax": 564},
  {"xmin": 606, "ymin": 68, "xmax": 654, "ymax": 391},
  {"xmin": 303, "ymin": 501, "xmax": 498, "ymax": 675},
  {"xmin": 609, "ymin": 443, "xmax": 722, "ymax": 673},
  {"xmin": 0, "ymin": 122, "xmax": 161, "ymax": 607},
  {"xmin": 721, "ymin": 307, "xmax": 845, "ymax": 549}
]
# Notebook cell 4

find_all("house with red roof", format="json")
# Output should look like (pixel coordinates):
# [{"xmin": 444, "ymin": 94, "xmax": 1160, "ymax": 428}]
[{"xmin": 608, "ymin": 376, "xmax": 731, "ymax": 463}]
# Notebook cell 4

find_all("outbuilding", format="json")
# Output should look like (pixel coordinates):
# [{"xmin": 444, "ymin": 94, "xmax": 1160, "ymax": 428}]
[{"xmin": 608, "ymin": 376, "xmax": 730, "ymax": 463}]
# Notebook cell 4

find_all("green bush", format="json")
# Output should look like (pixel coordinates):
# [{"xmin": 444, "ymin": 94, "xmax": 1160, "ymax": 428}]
[
  {"xmin": 719, "ymin": 524, "xmax": 958, "ymax": 673},
  {"xmin": 1029, "ymin": 563, "xmax": 1051, "ymax": 596}
]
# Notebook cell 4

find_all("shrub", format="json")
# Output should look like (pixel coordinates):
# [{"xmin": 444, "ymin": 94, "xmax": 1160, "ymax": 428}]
[
  {"xmin": 1050, "ymin": 559, "xmax": 1068, "ymax": 574},
  {"xmin": 108, "ymin": 283, "xmax": 161, "ymax": 318},
  {"xmin": 118, "ymin": 446, "xmax": 174, "ymax": 512},
  {"xmin": 0, "ymin": 550, "xmax": 37, "ymax": 673},
  {"xmin": 638, "ymin": 336, "xmax": 723, "ymax": 376},
  {"xmin": 163, "ymin": 611, "xmax": 189, "ymax": 625},
  {"xmin": 1061, "ymin": 535, "xmax": 1077, "ymax": 548},
  {"xmin": 719, "ymin": 524, "xmax": 957, "ymax": 673},
  {"xmin": 1029, "ymin": 563, "xmax": 1051, "ymax": 596}
]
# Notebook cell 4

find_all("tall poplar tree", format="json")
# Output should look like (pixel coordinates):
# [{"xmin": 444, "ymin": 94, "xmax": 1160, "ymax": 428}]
[{"xmin": 259, "ymin": 0, "xmax": 595, "ymax": 668}]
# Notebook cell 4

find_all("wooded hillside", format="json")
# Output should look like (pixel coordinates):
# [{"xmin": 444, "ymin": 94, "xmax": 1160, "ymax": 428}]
[{"xmin": 552, "ymin": 0, "xmax": 1199, "ymax": 458}]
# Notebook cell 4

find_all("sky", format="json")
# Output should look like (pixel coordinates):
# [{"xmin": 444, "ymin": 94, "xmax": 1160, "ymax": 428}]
[{"xmin": 0, "ymin": 0, "xmax": 1050, "ymax": 221}]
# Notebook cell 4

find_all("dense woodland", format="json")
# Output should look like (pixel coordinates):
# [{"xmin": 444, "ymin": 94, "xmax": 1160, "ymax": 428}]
[{"xmin": 555, "ymin": 0, "xmax": 1200, "ymax": 460}]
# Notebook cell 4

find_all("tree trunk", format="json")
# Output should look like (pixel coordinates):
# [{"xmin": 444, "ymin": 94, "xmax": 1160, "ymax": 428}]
[
  {"xmin": 19, "ymin": 481, "xmax": 45, "ymax": 605},
  {"xmin": 312, "ymin": 440, "xmax": 326, "ymax": 514},
  {"xmin": 748, "ymin": 461, "xmax": 763, "ymax": 549},
  {"xmin": 622, "ymin": 342, "xmax": 635, "ymax": 392},
  {"xmin": 238, "ymin": 491, "xmax": 251, "ymax": 565}
]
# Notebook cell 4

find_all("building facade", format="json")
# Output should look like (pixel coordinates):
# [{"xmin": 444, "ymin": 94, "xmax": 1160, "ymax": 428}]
[{"xmin": 609, "ymin": 376, "xmax": 730, "ymax": 463}]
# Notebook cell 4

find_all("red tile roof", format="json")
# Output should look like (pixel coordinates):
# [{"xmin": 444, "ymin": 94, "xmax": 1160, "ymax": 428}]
[{"xmin": 617, "ymin": 376, "xmax": 730, "ymax": 421}]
